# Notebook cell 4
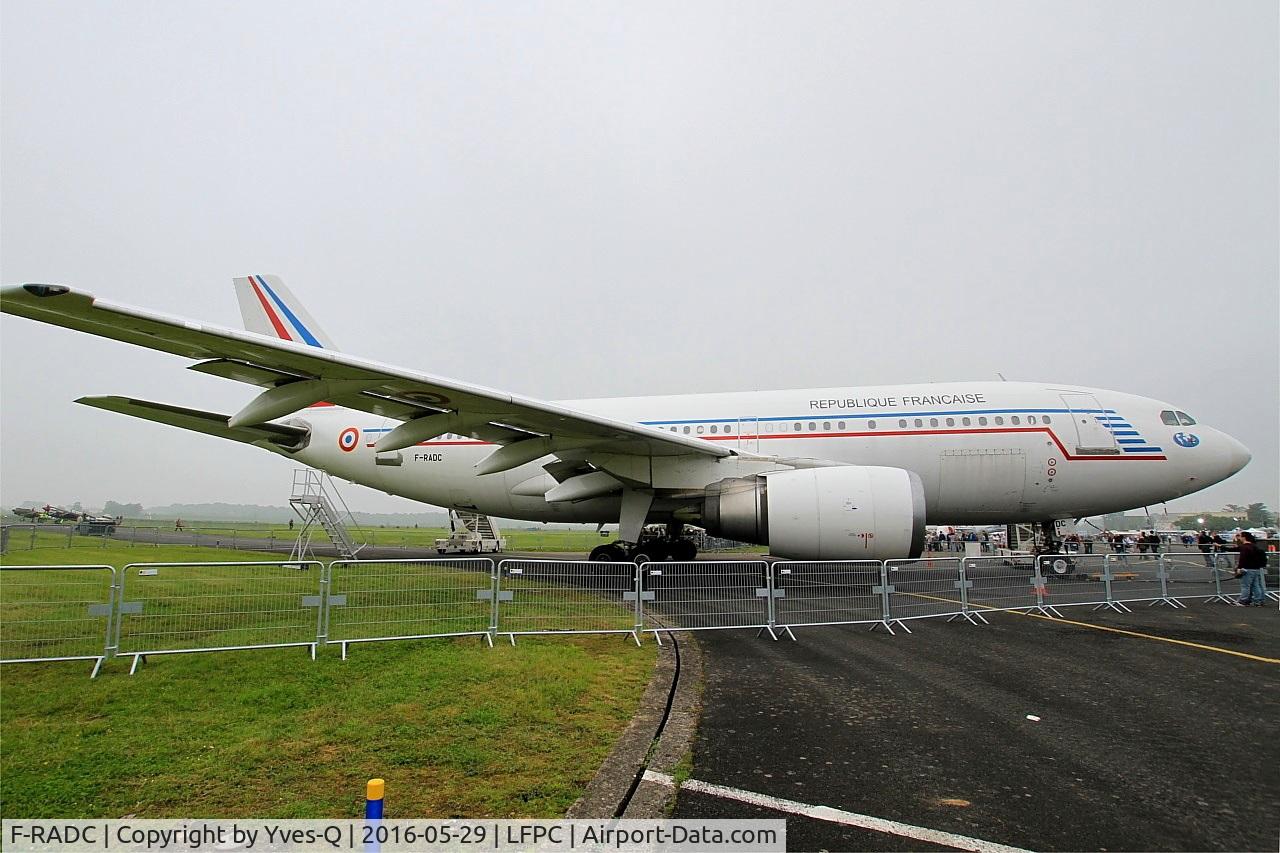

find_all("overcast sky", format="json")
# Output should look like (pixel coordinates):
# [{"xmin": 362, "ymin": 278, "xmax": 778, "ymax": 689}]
[{"xmin": 2, "ymin": 1, "xmax": 1276, "ymax": 517}]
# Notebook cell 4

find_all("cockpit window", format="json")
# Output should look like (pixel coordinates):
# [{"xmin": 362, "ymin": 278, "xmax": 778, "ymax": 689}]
[
  {"xmin": 1176, "ymin": 411, "xmax": 1196, "ymax": 426},
  {"xmin": 1160, "ymin": 410, "xmax": 1179, "ymax": 426}
]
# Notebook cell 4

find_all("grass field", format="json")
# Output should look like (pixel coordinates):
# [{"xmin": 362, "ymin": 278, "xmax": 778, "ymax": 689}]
[
  {"xmin": 0, "ymin": 543, "xmax": 657, "ymax": 818},
  {"xmin": 4, "ymin": 522, "xmax": 767, "ymax": 555}
]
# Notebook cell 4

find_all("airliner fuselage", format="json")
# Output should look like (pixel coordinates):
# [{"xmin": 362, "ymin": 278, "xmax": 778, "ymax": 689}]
[{"xmin": 295, "ymin": 380, "xmax": 1249, "ymax": 526}]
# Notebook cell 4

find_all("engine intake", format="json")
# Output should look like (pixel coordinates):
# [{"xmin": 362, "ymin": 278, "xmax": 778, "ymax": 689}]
[{"xmin": 701, "ymin": 465, "xmax": 926, "ymax": 560}]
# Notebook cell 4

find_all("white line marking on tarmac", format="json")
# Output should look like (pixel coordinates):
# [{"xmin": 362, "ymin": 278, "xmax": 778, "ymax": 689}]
[{"xmin": 642, "ymin": 770, "xmax": 1032, "ymax": 853}]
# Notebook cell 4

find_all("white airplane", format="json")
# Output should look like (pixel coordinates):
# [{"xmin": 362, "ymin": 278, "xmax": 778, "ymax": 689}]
[{"xmin": 1, "ymin": 277, "xmax": 1251, "ymax": 562}]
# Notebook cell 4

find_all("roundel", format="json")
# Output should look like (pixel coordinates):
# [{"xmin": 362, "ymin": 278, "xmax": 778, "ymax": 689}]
[
  {"xmin": 338, "ymin": 427, "xmax": 360, "ymax": 452},
  {"xmin": 1173, "ymin": 432, "xmax": 1200, "ymax": 448}
]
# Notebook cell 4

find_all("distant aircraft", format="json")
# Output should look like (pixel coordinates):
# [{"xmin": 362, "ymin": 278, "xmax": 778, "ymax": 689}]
[
  {"xmin": 1, "ymin": 277, "xmax": 1251, "ymax": 561},
  {"xmin": 42, "ymin": 504, "xmax": 83, "ymax": 522},
  {"xmin": 11, "ymin": 506, "xmax": 48, "ymax": 521}
]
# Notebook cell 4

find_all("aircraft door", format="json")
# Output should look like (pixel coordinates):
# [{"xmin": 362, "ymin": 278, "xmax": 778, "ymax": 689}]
[
  {"xmin": 1058, "ymin": 393, "xmax": 1119, "ymax": 454},
  {"xmin": 737, "ymin": 417, "xmax": 759, "ymax": 453}
]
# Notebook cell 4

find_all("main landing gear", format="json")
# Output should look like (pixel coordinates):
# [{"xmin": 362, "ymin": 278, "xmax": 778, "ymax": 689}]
[
  {"xmin": 588, "ymin": 538, "xmax": 698, "ymax": 563},
  {"xmin": 589, "ymin": 519, "xmax": 699, "ymax": 563}
]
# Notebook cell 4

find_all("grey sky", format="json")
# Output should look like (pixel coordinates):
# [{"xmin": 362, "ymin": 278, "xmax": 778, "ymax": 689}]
[{"xmin": 2, "ymin": 1, "xmax": 1276, "ymax": 516}]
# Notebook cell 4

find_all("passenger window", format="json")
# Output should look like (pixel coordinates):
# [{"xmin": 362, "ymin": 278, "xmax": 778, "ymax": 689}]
[
  {"xmin": 945, "ymin": 417, "xmax": 955, "ymax": 427},
  {"xmin": 962, "ymin": 417, "xmax": 971, "ymax": 426},
  {"xmin": 1011, "ymin": 416, "xmax": 1021, "ymax": 425},
  {"xmin": 1027, "ymin": 415, "xmax": 1037, "ymax": 425},
  {"xmin": 682, "ymin": 426, "xmax": 690, "ymax": 434},
  {"xmin": 978, "ymin": 417, "xmax": 988, "ymax": 426},
  {"xmin": 709, "ymin": 425, "xmax": 717, "ymax": 434},
  {"xmin": 794, "ymin": 422, "xmax": 802, "ymax": 432},
  {"xmin": 1042, "ymin": 415, "xmax": 1052, "ymax": 425},
  {"xmin": 868, "ymin": 420, "xmax": 877, "ymax": 429},
  {"xmin": 1176, "ymin": 411, "xmax": 1196, "ymax": 426},
  {"xmin": 808, "ymin": 422, "xmax": 817, "ymax": 431},
  {"xmin": 823, "ymin": 422, "xmax": 831, "ymax": 431},
  {"xmin": 696, "ymin": 425, "xmax": 705, "ymax": 434},
  {"xmin": 1160, "ymin": 410, "xmax": 1179, "ymax": 426},
  {"xmin": 899, "ymin": 419, "xmax": 908, "ymax": 428},
  {"xmin": 929, "ymin": 418, "xmax": 939, "ymax": 428},
  {"xmin": 995, "ymin": 416, "xmax": 1004, "ymax": 425},
  {"xmin": 725, "ymin": 424, "xmax": 733, "ymax": 433},
  {"xmin": 837, "ymin": 421, "xmax": 846, "ymax": 430},
  {"xmin": 914, "ymin": 419, "xmax": 923, "ymax": 428}
]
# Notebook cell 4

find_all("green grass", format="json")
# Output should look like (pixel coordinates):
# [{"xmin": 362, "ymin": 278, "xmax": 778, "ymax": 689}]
[
  {"xmin": 13, "ymin": 521, "xmax": 767, "ymax": 554},
  {"xmin": 1, "ymin": 545, "xmax": 657, "ymax": 819}
]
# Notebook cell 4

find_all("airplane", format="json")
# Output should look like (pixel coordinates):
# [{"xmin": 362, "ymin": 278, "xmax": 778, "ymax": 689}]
[
  {"xmin": 11, "ymin": 506, "xmax": 49, "ymax": 522},
  {"xmin": 1, "ymin": 277, "xmax": 1251, "ymax": 562},
  {"xmin": 43, "ymin": 504, "xmax": 83, "ymax": 522}
]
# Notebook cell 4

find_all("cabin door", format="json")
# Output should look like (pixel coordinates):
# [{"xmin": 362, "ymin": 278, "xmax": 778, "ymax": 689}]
[
  {"xmin": 1058, "ymin": 393, "xmax": 1119, "ymax": 454},
  {"xmin": 736, "ymin": 417, "xmax": 759, "ymax": 453}
]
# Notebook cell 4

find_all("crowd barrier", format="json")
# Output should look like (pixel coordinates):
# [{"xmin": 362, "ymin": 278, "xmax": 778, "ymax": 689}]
[{"xmin": 1, "ymin": 553, "xmax": 1272, "ymax": 676}]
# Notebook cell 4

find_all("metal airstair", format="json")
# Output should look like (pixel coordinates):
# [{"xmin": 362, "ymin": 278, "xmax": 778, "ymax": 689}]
[{"xmin": 289, "ymin": 469, "xmax": 364, "ymax": 561}]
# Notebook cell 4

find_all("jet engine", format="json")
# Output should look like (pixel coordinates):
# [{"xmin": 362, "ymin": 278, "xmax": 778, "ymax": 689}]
[{"xmin": 700, "ymin": 465, "xmax": 926, "ymax": 560}]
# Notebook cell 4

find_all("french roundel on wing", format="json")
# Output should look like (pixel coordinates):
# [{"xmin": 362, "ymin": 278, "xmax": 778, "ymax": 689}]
[{"xmin": 338, "ymin": 427, "xmax": 360, "ymax": 452}]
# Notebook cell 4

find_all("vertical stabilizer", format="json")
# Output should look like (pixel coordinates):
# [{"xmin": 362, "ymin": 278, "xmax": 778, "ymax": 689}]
[{"xmin": 232, "ymin": 274, "xmax": 337, "ymax": 349}]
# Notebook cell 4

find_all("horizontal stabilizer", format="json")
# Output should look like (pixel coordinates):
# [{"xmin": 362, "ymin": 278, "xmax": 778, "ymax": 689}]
[{"xmin": 76, "ymin": 396, "xmax": 310, "ymax": 453}]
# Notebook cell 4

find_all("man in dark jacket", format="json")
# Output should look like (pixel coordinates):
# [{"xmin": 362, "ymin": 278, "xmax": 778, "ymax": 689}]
[{"xmin": 1233, "ymin": 532, "xmax": 1268, "ymax": 606}]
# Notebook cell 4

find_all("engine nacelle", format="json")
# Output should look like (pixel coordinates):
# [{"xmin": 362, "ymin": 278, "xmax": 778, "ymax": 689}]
[{"xmin": 701, "ymin": 465, "xmax": 926, "ymax": 560}]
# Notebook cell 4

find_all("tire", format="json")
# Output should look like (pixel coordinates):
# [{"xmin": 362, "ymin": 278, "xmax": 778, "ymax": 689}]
[
  {"xmin": 590, "ymin": 543, "xmax": 628, "ymax": 562},
  {"xmin": 1043, "ymin": 556, "xmax": 1075, "ymax": 576},
  {"xmin": 669, "ymin": 539, "xmax": 698, "ymax": 561}
]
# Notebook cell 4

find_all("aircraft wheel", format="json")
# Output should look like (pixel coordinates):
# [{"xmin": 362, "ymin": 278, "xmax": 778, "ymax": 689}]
[
  {"xmin": 1043, "ymin": 556, "xmax": 1075, "ymax": 576},
  {"xmin": 669, "ymin": 539, "xmax": 698, "ymax": 561},
  {"xmin": 590, "ymin": 543, "xmax": 628, "ymax": 562},
  {"xmin": 639, "ymin": 541, "xmax": 670, "ymax": 562}
]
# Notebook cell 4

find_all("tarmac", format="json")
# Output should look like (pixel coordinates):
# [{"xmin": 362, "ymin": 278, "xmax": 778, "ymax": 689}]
[{"xmin": 668, "ymin": 601, "xmax": 1278, "ymax": 852}]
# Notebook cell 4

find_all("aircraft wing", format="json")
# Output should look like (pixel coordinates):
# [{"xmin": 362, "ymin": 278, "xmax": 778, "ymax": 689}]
[
  {"xmin": 2, "ymin": 284, "xmax": 732, "ymax": 461},
  {"xmin": 76, "ymin": 396, "xmax": 311, "ymax": 452}
]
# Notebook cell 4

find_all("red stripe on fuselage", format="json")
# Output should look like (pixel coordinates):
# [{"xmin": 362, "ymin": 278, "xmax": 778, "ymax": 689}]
[
  {"xmin": 357, "ymin": 426, "xmax": 1165, "ymax": 460},
  {"xmin": 699, "ymin": 427, "xmax": 1165, "ymax": 460},
  {"xmin": 248, "ymin": 277, "xmax": 292, "ymax": 340}
]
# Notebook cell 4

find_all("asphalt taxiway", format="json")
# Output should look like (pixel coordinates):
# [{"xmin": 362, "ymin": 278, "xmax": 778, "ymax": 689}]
[{"xmin": 669, "ymin": 601, "xmax": 1278, "ymax": 852}]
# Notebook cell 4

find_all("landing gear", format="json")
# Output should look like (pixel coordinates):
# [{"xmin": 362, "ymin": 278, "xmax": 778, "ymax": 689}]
[
  {"xmin": 587, "ymin": 537, "xmax": 697, "ymax": 563},
  {"xmin": 589, "ymin": 543, "xmax": 629, "ymax": 562},
  {"xmin": 1033, "ymin": 520, "xmax": 1075, "ymax": 576}
]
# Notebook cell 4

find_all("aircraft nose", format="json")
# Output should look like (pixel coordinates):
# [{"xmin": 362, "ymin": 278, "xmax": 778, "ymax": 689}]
[{"xmin": 1223, "ymin": 433, "xmax": 1251, "ymax": 476}]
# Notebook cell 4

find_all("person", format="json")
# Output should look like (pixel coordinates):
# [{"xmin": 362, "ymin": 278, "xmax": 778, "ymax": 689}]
[
  {"xmin": 174, "ymin": 518, "xmax": 183, "ymax": 532},
  {"xmin": 1232, "ymin": 531, "xmax": 1267, "ymax": 606},
  {"xmin": 289, "ymin": 518, "xmax": 295, "ymax": 531},
  {"xmin": 1197, "ymin": 530, "xmax": 1213, "ymax": 567}
]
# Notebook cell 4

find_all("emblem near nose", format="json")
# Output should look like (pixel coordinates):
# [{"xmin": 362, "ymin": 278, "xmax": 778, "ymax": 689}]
[{"xmin": 1173, "ymin": 432, "xmax": 1200, "ymax": 448}]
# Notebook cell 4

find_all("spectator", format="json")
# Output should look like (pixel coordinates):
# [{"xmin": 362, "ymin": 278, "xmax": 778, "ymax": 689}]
[{"xmin": 1232, "ymin": 532, "xmax": 1267, "ymax": 606}]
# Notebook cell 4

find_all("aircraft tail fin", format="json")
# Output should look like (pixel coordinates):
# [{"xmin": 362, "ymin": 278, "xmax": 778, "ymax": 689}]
[{"xmin": 232, "ymin": 274, "xmax": 337, "ymax": 349}]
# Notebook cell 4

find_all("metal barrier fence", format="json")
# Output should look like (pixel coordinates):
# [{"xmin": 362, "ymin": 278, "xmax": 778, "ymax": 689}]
[
  {"xmin": 961, "ymin": 555, "xmax": 1046, "ymax": 615},
  {"xmin": 5, "ymin": 551, "xmax": 1272, "ymax": 675},
  {"xmin": 116, "ymin": 561, "xmax": 325, "ymax": 673},
  {"xmin": 1035, "ymin": 554, "xmax": 1110, "ymax": 614},
  {"xmin": 642, "ymin": 561, "xmax": 773, "ymax": 640},
  {"xmin": 324, "ymin": 558, "xmax": 497, "ymax": 656},
  {"xmin": 1162, "ymin": 551, "xmax": 1230, "ymax": 603},
  {"xmin": 0, "ymin": 565, "xmax": 118, "ymax": 677},
  {"xmin": 497, "ymin": 560, "xmax": 642, "ymax": 644},
  {"xmin": 772, "ymin": 561, "xmax": 885, "ymax": 632},
  {"xmin": 883, "ymin": 557, "xmax": 969, "ymax": 630}
]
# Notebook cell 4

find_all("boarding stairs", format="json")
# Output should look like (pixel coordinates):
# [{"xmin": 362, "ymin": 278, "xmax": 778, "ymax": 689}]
[
  {"xmin": 453, "ymin": 510, "xmax": 498, "ymax": 540},
  {"xmin": 289, "ymin": 469, "xmax": 364, "ymax": 561}
]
